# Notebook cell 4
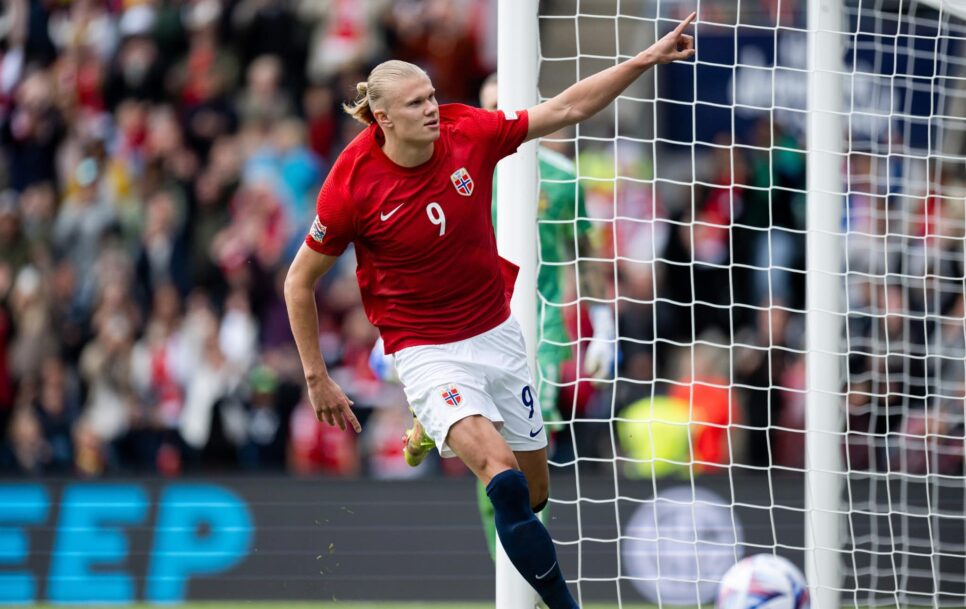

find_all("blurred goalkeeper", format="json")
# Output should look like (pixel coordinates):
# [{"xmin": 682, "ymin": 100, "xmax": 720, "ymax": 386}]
[{"xmin": 285, "ymin": 14, "xmax": 695, "ymax": 609}]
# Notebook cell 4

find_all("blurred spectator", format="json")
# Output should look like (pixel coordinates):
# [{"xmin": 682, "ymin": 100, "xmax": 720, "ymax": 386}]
[
  {"xmin": 131, "ymin": 282, "xmax": 190, "ymax": 435},
  {"xmin": 8, "ymin": 266, "xmax": 59, "ymax": 382},
  {"xmin": 236, "ymin": 54, "xmax": 293, "ymax": 126},
  {"xmin": 733, "ymin": 119, "xmax": 805, "ymax": 315},
  {"xmin": 242, "ymin": 117, "xmax": 323, "ymax": 256},
  {"xmin": 32, "ymin": 356, "xmax": 81, "ymax": 473},
  {"xmin": 734, "ymin": 304, "xmax": 797, "ymax": 467},
  {"xmin": 52, "ymin": 156, "xmax": 118, "ymax": 310},
  {"xmin": 78, "ymin": 309, "xmax": 134, "ymax": 459},
  {"xmin": 240, "ymin": 364, "xmax": 299, "ymax": 470},
  {"xmin": 179, "ymin": 297, "xmax": 248, "ymax": 470},
  {"xmin": 0, "ymin": 406, "xmax": 50, "ymax": 474},
  {"xmin": 0, "ymin": 191, "xmax": 29, "ymax": 274},
  {"xmin": 104, "ymin": 7, "xmax": 165, "ymax": 110},
  {"xmin": 2, "ymin": 71, "xmax": 65, "ymax": 191},
  {"xmin": 220, "ymin": 288, "xmax": 259, "ymax": 370},
  {"xmin": 233, "ymin": 0, "xmax": 308, "ymax": 88},
  {"xmin": 134, "ymin": 189, "xmax": 190, "ymax": 308},
  {"xmin": 0, "ymin": 264, "xmax": 14, "ymax": 434},
  {"xmin": 668, "ymin": 337, "xmax": 742, "ymax": 473},
  {"xmin": 18, "ymin": 182, "xmax": 58, "ymax": 245},
  {"xmin": 297, "ymin": 0, "xmax": 387, "ymax": 84}
]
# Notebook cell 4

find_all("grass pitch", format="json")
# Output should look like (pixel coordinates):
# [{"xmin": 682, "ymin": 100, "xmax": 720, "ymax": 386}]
[{"xmin": 34, "ymin": 600, "xmax": 657, "ymax": 609}]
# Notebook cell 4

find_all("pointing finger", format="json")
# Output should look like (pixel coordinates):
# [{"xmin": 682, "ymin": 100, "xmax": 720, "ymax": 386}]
[
  {"xmin": 674, "ymin": 11, "xmax": 697, "ymax": 35},
  {"xmin": 342, "ymin": 404, "xmax": 362, "ymax": 433}
]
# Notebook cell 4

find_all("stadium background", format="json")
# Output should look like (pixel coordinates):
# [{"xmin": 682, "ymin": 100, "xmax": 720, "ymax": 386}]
[{"xmin": 0, "ymin": 0, "xmax": 962, "ymax": 605}]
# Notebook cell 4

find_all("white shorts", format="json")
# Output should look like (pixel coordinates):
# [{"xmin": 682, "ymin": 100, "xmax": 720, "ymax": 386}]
[{"xmin": 393, "ymin": 316, "xmax": 548, "ymax": 458}]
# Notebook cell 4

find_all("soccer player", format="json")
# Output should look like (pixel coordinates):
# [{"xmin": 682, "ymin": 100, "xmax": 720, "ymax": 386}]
[
  {"xmin": 396, "ymin": 74, "xmax": 613, "ymax": 468},
  {"xmin": 284, "ymin": 14, "xmax": 695, "ymax": 609},
  {"xmin": 388, "ymin": 71, "xmax": 612, "ymax": 560}
]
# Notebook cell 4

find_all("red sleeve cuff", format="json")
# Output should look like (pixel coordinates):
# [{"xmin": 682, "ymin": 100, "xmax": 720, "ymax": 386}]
[{"xmin": 304, "ymin": 234, "xmax": 345, "ymax": 256}]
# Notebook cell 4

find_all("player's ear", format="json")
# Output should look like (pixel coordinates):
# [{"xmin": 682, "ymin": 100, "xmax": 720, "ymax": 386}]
[{"xmin": 373, "ymin": 108, "xmax": 392, "ymax": 129}]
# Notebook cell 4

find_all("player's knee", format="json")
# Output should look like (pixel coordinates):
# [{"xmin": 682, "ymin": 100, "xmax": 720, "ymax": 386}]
[{"xmin": 479, "ymin": 457, "xmax": 519, "ymax": 482}]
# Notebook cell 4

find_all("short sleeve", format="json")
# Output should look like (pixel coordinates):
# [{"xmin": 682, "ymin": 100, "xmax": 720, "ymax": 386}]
[
  {"xmin": 460, "ymin": 106, "xmax": 530, "ymax": 163},
  {"xmin": 305, "ymin": 165, "xmax": 355, "ymax": 256}
]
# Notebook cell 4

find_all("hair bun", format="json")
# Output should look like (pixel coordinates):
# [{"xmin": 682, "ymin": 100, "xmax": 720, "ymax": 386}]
[{"xmin": 356, "ymin": 82, "xmax": 369, "ymax": 97}]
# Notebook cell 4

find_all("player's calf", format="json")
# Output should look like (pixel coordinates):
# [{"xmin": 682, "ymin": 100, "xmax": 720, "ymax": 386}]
[
  {"xmin": 487, "ymin": 469, "xmax": 578, "ymax": 609},
  {"xmin": 515, "ymin": 448, "xmax": 550, "ymax": 509}
]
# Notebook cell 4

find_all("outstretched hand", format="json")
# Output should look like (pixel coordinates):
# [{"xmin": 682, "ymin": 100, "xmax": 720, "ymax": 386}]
[{"xmin": 644, "ymin": 11, "xmax": 697, "ymax": 65}]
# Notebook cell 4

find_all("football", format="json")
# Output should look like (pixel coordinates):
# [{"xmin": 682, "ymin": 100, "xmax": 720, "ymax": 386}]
[{"xmin": 716, "ymin": 554, "xmax": 810, "ymax": 609}]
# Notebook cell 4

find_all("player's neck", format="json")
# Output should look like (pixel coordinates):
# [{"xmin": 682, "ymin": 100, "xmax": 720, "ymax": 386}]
[{"xmin": 381, "ymin": 138, "xmax": 435, "ymax": 168}]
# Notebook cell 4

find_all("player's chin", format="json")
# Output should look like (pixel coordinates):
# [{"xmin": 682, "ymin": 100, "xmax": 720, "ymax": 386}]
[{"xmin": 420, "ymin": 127, "xmax": 441, "ymax": 142}]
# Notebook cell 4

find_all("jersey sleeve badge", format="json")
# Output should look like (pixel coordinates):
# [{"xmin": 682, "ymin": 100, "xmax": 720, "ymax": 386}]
[
  {"xmin": 310, "ymin": 216, "xmax": 327, "ymax": 243},
  {"xmin": 450, "ymin": 167, "xmax": 474, "ymax": 197}
]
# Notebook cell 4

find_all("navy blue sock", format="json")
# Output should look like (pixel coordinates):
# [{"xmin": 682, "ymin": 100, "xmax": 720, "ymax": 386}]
[{"xmin": 486, "ymin": 469, "xmax": 578, "ymax": 609}]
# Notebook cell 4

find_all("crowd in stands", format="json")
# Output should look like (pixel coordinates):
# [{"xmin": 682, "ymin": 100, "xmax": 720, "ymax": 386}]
[
  {"xmin": 0, "ymin": 0, "xmax": 495, "ymax": 477},
  {"xmin": 0, "ymin": 0, "xmax": 961, "ymax": 479}
]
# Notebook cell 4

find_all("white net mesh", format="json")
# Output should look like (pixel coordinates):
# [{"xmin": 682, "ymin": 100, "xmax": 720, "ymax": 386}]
[{"xmin": 534, "ymin": 0, "xmax": 966, "ymax": 606}]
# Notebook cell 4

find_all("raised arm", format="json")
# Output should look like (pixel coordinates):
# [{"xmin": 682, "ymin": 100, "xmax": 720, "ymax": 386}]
[
  {"xmin": 284, "ymin": 243, "xmax": 361, "ymax": 432},
  {"xmin": 525, "ymin": 12, "xmax": 696, "ymax": 142}
]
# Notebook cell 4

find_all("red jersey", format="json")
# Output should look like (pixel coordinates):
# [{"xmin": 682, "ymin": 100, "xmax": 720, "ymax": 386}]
[{"xmin": 304, "ymin": 103, "xmax": 530, "ymax": 353}]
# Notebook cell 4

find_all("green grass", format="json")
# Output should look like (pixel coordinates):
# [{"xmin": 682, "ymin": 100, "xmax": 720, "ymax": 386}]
[
  {"xmin": 27, "ymin": 601, "xmax": 657, "ymax": 609},
  {"xmin": 28, "ymin": 604, "xmax": 934, "ymax": 608}
]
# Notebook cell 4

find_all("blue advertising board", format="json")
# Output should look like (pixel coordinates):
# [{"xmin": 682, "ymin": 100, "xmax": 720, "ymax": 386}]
[{"xmin": 0, "ymin": 475, "xmax": 961, "ymax": 604}]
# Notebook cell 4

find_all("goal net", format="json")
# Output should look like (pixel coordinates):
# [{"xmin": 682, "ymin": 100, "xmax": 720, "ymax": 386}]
[{"xmin": 525, "ymin": 0, "xmax": 966, "ymax": 606}]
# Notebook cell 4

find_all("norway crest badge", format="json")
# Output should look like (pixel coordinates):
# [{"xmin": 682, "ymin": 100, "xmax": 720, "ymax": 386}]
[
  {"xmin": 310, "ymin": 216, "xmax": 327, "ymax": 243},
  {"xmin": 450, "ymin": 167, "xmax": 474, "ymax": 196},
  {"xmin": 440, "ymin": 385, "xmax": 463, "ymax": 407}
]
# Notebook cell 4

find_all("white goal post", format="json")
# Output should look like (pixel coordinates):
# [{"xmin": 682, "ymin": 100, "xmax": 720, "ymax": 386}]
[
  {"xmin": 496, "ymin": 1, "xmax": 540, "ymax": 607},
  {"xmin": 805, "ymin": 1, "xmax": 846, "ymax": 608}
]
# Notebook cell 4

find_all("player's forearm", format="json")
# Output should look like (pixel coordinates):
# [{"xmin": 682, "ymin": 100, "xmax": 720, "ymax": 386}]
[
  {"xmin": 284, "ymin": 280, "xmax": 329, "ymax": 381},
  {"xmin": 551, "ymin": 55, "xmax": 656, "ymax": 126},
  {"xmin": 529, "ymin": 15, "xmax": 693, "ymax": 140}
]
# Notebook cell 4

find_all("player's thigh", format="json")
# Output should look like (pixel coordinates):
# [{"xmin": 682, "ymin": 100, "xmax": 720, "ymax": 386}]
[
  {"xmin": 446, "ymin": 414, "xmax": 519, "ymax": 484},
  {"xmin": 480, "ymin": 319, "xmax": 549, "ymax": 454},
  {"xmin": 394, "ymin": 343, "xmax": 502, "ymax": 458},
  {"xmin": 514, "ymin": 447, "xmax": 549, "ymax": 508}
]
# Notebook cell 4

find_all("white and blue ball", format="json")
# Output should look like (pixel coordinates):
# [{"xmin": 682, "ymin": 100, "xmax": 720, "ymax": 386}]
[{"xmin": 716, "ymin": 554, "xmax": 810, "ymax": 609}]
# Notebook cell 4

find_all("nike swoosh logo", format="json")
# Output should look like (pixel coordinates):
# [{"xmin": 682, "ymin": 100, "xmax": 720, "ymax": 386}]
[
  {"xmin": 380, "ymin": 203, "xmax": 405, "ymax": 221},
  {"xmin": 535, "ymin": 562, "xmax": 556, "ymax": 580},
  {"xmin": 529, "ymin": 426, "xmax": 544, "ymax": 438}
]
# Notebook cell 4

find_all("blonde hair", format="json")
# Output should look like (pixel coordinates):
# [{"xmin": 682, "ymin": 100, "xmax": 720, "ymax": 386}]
[{"xmin": 342, "ymin": 60, "xmax": 428, "ymax": 126}]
